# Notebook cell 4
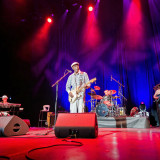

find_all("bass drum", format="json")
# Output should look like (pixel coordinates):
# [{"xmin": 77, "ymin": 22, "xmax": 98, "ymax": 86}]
[{"xmin": 96, "ymin": 103, "xmax": 109, "ymax": 117}]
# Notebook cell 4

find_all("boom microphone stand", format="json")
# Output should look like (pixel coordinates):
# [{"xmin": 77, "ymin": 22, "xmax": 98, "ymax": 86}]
[
  {"xmin": 111, "ymin": 75, "xmax": 127, "ymax": 107},
  {"xmin": 51, "ymin": 70, "xmax": 71, "ymax": 128}
]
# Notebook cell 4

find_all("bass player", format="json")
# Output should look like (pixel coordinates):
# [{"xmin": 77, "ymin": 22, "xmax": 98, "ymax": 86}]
[{"xmin": 153, "ymin": 83, "xmax": 160, "ymax": 126}]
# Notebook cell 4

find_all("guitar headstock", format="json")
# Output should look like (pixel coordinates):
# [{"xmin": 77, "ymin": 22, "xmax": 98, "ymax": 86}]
[{"xmin": 90, "ymin": 78, "xmax": 96, "ymax": 83}]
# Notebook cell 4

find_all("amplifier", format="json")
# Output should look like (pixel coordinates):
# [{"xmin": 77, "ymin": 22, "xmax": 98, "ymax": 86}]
[{"xmin": 47, "ymin": 112, "xmax": 55, "ymax": 128}]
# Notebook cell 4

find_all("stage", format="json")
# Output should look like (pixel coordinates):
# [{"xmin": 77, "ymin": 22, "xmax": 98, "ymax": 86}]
[
  {"xmin": 0, "ymin": 127, "xmax": 160, "ymax": 160},
  {"xmin": 97, "ymin": 116, "xmax": 150, "ymax": 128},
  {"xmin": 1, "ymin": 0, "xmax": 160, "ymax": 159}
]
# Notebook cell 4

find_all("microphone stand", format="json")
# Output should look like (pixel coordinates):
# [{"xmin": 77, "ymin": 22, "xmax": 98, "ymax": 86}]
[{"xmin": 51, "ymin": 70, "xmax": 71, "ymax": 128}]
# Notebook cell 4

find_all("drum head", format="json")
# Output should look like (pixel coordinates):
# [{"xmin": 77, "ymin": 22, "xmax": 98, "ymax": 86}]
[{"xmin": 96, "ymin": 103, "xmax": 108, "ymax": 117}]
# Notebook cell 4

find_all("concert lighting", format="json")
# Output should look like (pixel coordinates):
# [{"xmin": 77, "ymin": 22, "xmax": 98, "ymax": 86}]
[
  {"xmin": 47, "ymin": 17, "xmax": 52, "ymax": 23},
  {"xmin": 88, "ymin": 5, "xmax": 93, "ymax": 11}
]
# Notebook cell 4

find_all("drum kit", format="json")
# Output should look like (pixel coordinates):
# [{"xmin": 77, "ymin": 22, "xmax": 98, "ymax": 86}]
[{"xmin": 87, "ymin": 85, "xmax": 126, "ymax": 117}]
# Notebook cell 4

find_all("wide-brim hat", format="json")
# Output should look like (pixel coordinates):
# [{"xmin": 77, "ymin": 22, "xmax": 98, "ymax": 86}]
[{"xmin": 71, "ymin": 62, "xmax": 79, "ymax": 68}]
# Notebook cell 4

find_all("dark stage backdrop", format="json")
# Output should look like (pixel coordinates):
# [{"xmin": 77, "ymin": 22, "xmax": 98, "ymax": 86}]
[{"xmin": 0, "ymin": 0, "xmax": 160, "ymax": 126}]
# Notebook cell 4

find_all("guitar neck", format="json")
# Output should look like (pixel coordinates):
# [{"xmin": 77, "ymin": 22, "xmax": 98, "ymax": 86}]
[{"xmin": 76, "ymin": 78, "xmax": 96, "ymax": 94}]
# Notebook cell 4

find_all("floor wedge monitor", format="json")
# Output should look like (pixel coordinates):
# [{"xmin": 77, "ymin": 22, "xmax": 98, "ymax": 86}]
[
  {"xmin": 55, "ymin": 113, "xmax": 98, "ymax": 138},
  {"xmin": 0, "ymin": 115, "xmax": 29, "ymax": 137}
]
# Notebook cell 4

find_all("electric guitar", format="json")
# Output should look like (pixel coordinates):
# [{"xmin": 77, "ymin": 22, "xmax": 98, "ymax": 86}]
[{"xmin": 69, "ymin": 78, "xmax": 96, "ymax": 103}]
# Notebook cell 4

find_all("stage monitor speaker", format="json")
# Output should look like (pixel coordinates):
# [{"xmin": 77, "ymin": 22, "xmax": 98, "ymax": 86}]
[
  {"xmin": 55, "ymin": 113, "xmax": 98, "ymax": 138},
  {"xmin": 0, "ymin": 115, "xmax": 29, "ymax": 137}
]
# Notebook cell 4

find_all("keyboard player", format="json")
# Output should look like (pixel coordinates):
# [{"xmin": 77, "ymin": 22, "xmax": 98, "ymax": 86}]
[
  {"xmin": 0, "ymin": 95, "xmax": 22, "ymax": 116},
  {"xmin": 0, "ymin": 95, "xmax": 10, "ymax": 116}
]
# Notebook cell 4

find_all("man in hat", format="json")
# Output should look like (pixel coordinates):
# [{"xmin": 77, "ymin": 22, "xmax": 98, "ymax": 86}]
[
  {"xmin": 0, "ymin": 95, "xmax": 10, "ymax": 116},
  {"xmin": 66, "ymin": 62, "xmax": 90, "ymax": 113},
  {"xmin": 153, "ymin": 84, "xmax": 160, "ymax": 126}
]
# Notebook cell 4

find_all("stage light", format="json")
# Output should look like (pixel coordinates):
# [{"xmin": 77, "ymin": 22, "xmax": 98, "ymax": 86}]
[
  {"xmin": 47, "ymin": 17, "xmax": 52, "ymax": 23},
  {"xmin": 88, "ymin": 5, "xmax": 93, "ymax": 12}
]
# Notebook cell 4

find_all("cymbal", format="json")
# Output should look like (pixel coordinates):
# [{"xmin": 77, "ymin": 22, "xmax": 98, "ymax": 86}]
[
  {"xmin": 110, "ymin": 90, "xmax": 116, "ymax": 94},
  {"xmin": 91, "ymin": 95, "xmax": 103, "ymax": 100},
  {"xmin": 88, "ymin": 92, "xmax": 96, "ymax": 96},
  {"xmin": 94, "ymin": 86, "xmax": 100, "ymax": 90}
]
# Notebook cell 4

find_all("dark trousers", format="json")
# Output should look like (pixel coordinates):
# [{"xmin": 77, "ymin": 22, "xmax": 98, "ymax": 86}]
[{"xmin": 157, "ymin": 103, "xmax": 160, "ymax": 125}]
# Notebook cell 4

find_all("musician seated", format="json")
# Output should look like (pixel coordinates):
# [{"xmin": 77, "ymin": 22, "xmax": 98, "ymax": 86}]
[{"xmin": 0, "ymin": 95, "xmax": 10, "ymax": 116}]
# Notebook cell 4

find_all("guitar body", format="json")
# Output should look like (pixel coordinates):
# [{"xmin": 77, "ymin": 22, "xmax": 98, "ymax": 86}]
[
  {"xmin": 68, "ymin": 77, "xmax": 96, "ymax": 104},
  {"xmin": 69, "ymin": 89, "xmax": 82, "ymax": 104}
]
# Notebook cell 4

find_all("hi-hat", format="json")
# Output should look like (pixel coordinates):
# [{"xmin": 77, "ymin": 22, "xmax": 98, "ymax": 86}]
[
  {"xmin": 91, "ymin": 95, "xmax": 103, "ymax": 100},
  {"xmin": 94, "ymin": 86, "xmax": 100, "ymax": 90}
]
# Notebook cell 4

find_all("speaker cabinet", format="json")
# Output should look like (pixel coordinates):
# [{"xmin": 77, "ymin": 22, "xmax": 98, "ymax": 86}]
[
  {"xmin": 0, "ymin": 115, "xmax": 29, "ymax": 137},
  {"xmin": 55, "ymin": 113, "xmax": 98, "ymax": 138},
  {"xmin": 47, "ymin": 112, "xmax": 55, "ymax": 128}
]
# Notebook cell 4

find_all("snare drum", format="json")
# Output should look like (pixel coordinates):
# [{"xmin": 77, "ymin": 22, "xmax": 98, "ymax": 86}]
[
  {"xmin": 96, "ymin": 103, "xmax": 109, "ymax": 117},
  {"xmin": 101, "ymin": 96, "xmax": 115, "ymax": 107}
]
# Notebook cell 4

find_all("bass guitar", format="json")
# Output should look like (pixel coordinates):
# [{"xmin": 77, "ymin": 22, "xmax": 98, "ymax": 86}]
[
  {"xmin": 69, "ymin": 78, "xmax": 96, "ymax": 103},
  {"xmin": 154, "ymin": 94, "xmax": 160, "ymax": 103}
]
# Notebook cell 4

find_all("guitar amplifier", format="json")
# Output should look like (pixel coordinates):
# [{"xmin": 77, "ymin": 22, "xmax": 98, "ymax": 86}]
[{"xmin": 47, "ymin": 112, "xmax": 55, "ymax": 128}]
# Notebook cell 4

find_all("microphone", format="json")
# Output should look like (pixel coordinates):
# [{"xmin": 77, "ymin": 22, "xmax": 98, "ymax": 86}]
[
  {"xmin": 67, "ymin": 69, "xmax": 72, "ymax": 73},
  {"xmin": 111, "ymin": 75, "xmax": 112, "ymax": 81}
]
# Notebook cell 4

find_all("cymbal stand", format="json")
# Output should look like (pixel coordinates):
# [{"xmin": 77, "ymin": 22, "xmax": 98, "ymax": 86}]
[
  {"xmin": 113, "ymin": 96, "xmax": 118, "ymax": 116},
  {"xmin": 111, "ymin": 75, "xmax": 125, "ymax": 108},
  {"xmin": 118, "ymin": 91, "xmax": 127, "ymax": 113},
  {"xmin": 90, "ymin": 88, "xmax": 96, "ymax": 112},
  {"xmin": 51, "ymin": 70, "xmax": 71, "ymax": 128},
  {"xmin": 110, "ymin": 93, "xmax": 114, "ymax": 116}
]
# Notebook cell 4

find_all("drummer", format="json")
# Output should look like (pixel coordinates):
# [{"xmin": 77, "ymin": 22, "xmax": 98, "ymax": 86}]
[
  {"xmin": 101, "ymin": 90, "xmax": 112, "ymax": 107},
  {"xmin": 104, "ymin": 90, "xmax": 111, "ymax": 96}
]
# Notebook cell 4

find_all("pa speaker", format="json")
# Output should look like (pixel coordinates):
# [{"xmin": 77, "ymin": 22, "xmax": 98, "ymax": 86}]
[
  {"xmin": 55, "ymin": 113, "xmax": 98, "ymax": 138},
  {"xmin": 0, "ymin": 115, "xmax": 29, "ymax": 137}
]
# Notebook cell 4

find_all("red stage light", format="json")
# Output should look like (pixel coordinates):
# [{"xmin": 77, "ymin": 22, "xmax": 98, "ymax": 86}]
[
  {"xmin": 47, "ymin": 17, "xmax": 52, "ymax": 23},
  {"xmin": 88, "ymin": 6, "xmax": 93, "ymax": 12}
]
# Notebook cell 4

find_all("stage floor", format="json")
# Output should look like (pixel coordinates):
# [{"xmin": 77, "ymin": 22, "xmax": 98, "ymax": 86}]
[{"xmin": 0, "ymin": 127, "xmax": 160, "ymax": 160}]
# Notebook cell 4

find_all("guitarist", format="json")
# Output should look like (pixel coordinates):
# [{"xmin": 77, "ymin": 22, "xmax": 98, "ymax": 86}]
[
  {"xmin": 153, "ymin": 84, "xmax": 160, "ymax": 126},
  {"xmin": 66, "ymin": 62, "xmax": 90, "ymax": 113}
]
